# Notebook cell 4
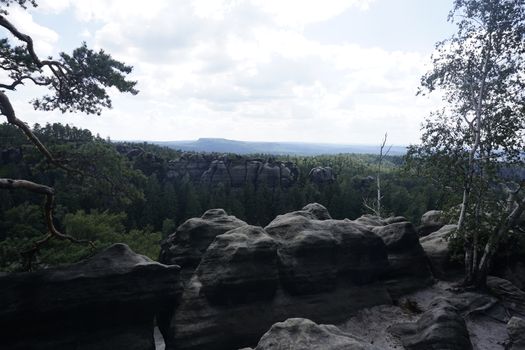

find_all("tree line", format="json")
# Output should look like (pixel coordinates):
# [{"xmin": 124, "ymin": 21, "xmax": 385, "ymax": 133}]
[{"xmin": 0, "ymin": 122, "xmax": 446, "ymax": 270}]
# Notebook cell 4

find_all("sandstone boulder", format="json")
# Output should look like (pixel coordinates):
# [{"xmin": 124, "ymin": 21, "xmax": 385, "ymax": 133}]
[
  {"xmin": 159, "ymin": 209, "xmax": 247, "ymax": 281},
  {"xmin": 418, "ymin": 210, "xmax": 446, "ymax": 237},
  {"xmin": 420, "ymin": 224, "xmax": 457, "ymax": 279},
  {"xmin": 308, "ymin": 166, "xmax": 336, "ymax": 185},
  {"xmin": 197, "ymin": 225, "xmax": 279, "ymax": 305},
  {"xmin": 0, "ymin": 244, "xmax": 181, "ymax": 350},
  {"xmin": 507, "ymin": 316, "xmax": 525, "ymax": 349},
  {"xmin": 487, "ymin": 276, "xmax": 525, "ymax": 317},
  {"xmin": 266, "ymin": 204, "xmax": 389, "ymax": 295},
  {"xmin": 246, "ymin": 318, "xmax": 380, "ymax": 350},
  {"xmin": 389, "ymin": 298, "xmax": 473, "ymax": 350},
  {"xmin": 368, "ymin": 219, "xmax": 433, "ymax": 297}
]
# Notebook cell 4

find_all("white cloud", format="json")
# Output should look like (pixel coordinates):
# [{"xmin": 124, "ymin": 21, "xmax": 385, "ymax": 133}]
[
  {"xmin": 2, "ymin": 0, "xmax": 443, "ymax": 145},
  {"xmin": 7, "ymin": 8, "xmax": 58, "ymax": 56}
]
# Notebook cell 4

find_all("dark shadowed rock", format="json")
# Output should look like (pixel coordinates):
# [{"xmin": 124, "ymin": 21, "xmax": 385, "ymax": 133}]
[
  {"xmin": 308, "ymin": 166, "xmax": 336, "ymax": 185},
  {"xmin": 159, "ymin": 209, "xmax": 247, "ymax": 281},
  {"xmin": 420, "ymin": 225, "xmax": 457, "ymax": 279},
  {"xmin": 384, "ymin": 216, "xmax": 408, "ymax": 225},
  {"xmin": 389, "ymin": 298, "xmax": 473, "ymax": 350},
  {"xmin": 266, "ymin": 204, "xmax": 389, "ymax": 295},
  {"xmin": 247, "ymin": 318, "xmax": 380, "ymax": 350},
  {"xmin": 353, "ymin": 214, "xmax": 386, "ymax": 227},
  {"xmin": 418, "ymin": 210, "xmax": 446, "ymax": 237},
  {"xmin": 487, "ymin": 276, "xmax": 525, "ymax": 317},
  {"xmin": 165, "ymin": 204, "xmax": 393, "ymax": 350},
  {"xmin": 507, "ymin": 316, "xmax": 525, "ymax": 349},
  {"xmin": 0, "ymin": 244, "xmax": 181, "ymax": 350},
  {"xmin": 197, "ymin": 225, "xmax": 279, "ymax": 305},
  {"xmin": 369, "ymin": 219, "xmax": 433, "ymax": 298}
]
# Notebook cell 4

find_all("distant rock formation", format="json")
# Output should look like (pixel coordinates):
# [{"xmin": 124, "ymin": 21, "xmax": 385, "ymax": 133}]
[
  {"xmin": 0, "ymin": 244, "xmax": 182, "ymax": 350},
  {"xmin": 308, "ymin": 166, "xmax": 336, "ymax": 185},
  {"xmin": 159, "ymin": 204, "xmax": 433, "ymax": 350},
  {"xmin": 167, "ymin": 154, "xmax": 300, "ymax": 188}
]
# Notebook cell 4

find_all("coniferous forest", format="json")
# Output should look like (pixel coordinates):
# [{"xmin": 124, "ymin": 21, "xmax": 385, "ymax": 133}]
[{"xmin": 0, "ymin": 121, "xmax": 448, "ymax": 270}]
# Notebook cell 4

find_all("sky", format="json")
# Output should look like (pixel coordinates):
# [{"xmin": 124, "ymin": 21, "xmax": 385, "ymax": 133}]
[{"xmin": 3, "ymin": 0, "xmax": 455, "ymax": 145}]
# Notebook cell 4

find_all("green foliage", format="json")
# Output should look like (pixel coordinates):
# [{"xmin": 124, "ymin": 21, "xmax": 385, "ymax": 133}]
[
  {"xmin": 0, "ymin": 207, "xmax": 161, "ymax": 271},
  {"xmin": 0, "ymin": 122, "xmax": 449, "ymax": 270},
  {"xmin": 409, "ymin": 0, "xmax": 525, "ymax": 286}
]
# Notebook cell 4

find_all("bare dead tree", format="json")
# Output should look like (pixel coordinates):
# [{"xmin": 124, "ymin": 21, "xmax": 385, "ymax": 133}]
[{"xmin": 363, "ymin": 132, "xmax": 392, "ymax": 217}]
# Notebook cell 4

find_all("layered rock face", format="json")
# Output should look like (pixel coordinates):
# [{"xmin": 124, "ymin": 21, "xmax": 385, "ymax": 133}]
[
  {"xmin": 167, "ymin": 154, "xmax": 300, "ymax": 188},
  {"xmin": 244, "ymin": 318, "xmax": 381, "ymax": 350},
  {"xmin": 507, "ymin": 317, "xmax": 525, "ymax": 349},
  {"xmin": 420, "ymin": 224, "xmax": 457, "ymax": 279},
  {"xmin": 417, "ymin": 210, "xmax": 445, "ymax": 237},
  {"xmin": 364, "ymin": 216, "xmax": 434, "ymax": 298},
  {"xmin": 159, "ymin": 208, "xmax": 248, "ymax": 282},
  {"xmin": 0, "ymin": 244, "xmax": 181, "ymax": 350},
  {"xmin": 308, "ymin": 166, "xmax": 336, "ymax": 185},
  {"xmin": 389, "ymin": 298, "xmax": 473, "ymax": 350},
  {"xmin": 160, "ymin": 204, "xmax": 433, "ymax": 350}
]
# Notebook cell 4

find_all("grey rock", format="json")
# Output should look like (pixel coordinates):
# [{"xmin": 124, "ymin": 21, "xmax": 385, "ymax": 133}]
[
  {"xmin": 389, "ymin": 298, "xmax": 473, "ymax": 350},
  {"xmin": 508, "ymin": 316, "xmax": 525, "ymax": 349},
  {"xmin": 197, "ymin": 225, "xmax": 279, "ymax": 305},
  {"xmin": 250, "ymin": 318, "xmax": 380, "ymax": 350},
  {"xmin": 420, "ymin": 224, "xmax": 457, "ymax": 279},
  {"xmin": 0, "ymin": 244, "xmax": 181, "ymax": 350},
  {"xmin": 418, "ymin": 210, "xmax": 446, "ymax": 237},
  {"xmin": 370, "ymin": 220, "xmax": 433, "ymax": 298},
  {"xmin": 308, "ymin": 166, "xmax": 336, "ymax": 185},
  {"xmin": 159, "ymin": 209, "xmax": 247, "ymax": 281},
  {"xmin": 266, "ymin": 204, "xmax": 389, "ymax": 295},
  {"xmin": 487, "ymin": 276, "xmax": 525, "ymax": 317},
  {"xmin": 166, "ymin": 204, "xmax": 393, "ymax": 350}
]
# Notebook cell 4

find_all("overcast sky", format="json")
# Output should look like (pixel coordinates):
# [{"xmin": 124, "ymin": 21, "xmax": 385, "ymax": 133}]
[{"xmin": 4, "ymin": 0, "xmax": 455, "ymax": 145}]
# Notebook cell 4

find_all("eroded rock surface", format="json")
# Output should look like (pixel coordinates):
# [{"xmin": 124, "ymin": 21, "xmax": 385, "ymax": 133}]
[
  {"xmin": 389, "ymin": 298, "xmax": 473, "ymax": 350},
  {"xmin": 507, "ymin": 316, "xmax": 525, "ymax": 349},
  {"xmin": 266, "ymin": 205, "xmax": 389, "ymax": 295},
  {"xmin": 418, "ymin": 210, "xmax": 445, "ymax": 237},
  {"xmin": 159, "ymin": 208, "xmax": 247, "ymax": 281},
  {"xmin": 245, "ymin": 318, "xmax": 380, "ymax": 350},
  {"xmin": 420, "ymin": 224, "xmax": 457, "ymax": 279},
  {"xmin": 308, "ymin": 166, "xmax": 336, "ymax": 185},
  {"xmin": 164, "ymin": 204, "xmax": 393, "ymax": 350},
  {"xmin": 0, "ymin": 244, "xmax": 181, "ymax": 350},
  {"xmin": 367, "ymin": 218, "xmax": 433, "ymax": 298},
  {"xmin": 197, "ymin": 225, "xmax": 279, "ymax": 305}
]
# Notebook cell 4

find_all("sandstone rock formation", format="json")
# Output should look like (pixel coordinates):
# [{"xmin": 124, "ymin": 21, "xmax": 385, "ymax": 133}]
[
  {"xmin": 166, "ymin": 154, "xmax": 299, "ymax": 188},
  {"xmin": 487, "ymin": 276, "xmax": 525, "ymax": 317},
  {"xmin": 308, "ymin": 166, "xmax": 336, "ymax": 185},
  {"xmin": 196, "ymin": 225, "xmax": 279, "ymax": 305},
  {"xmin": 159, "ymin": 204, "xmax": 437, "ymax": 350},
  {"xmin": 0, "ymin": 244, "xmax": 181, "ymax": 350},
  {"xmin": 161, "ymin": 204, "xmax": 396, "ymax": 350},
  {"xmin": 507, "ymin": 316, "xmax": 525, "ymax": 349},
  {"xmin": 389, "ymin": 298, "xmax": 473, "ymax": 350},
  {"xmin": 366, "ymin": 218, "xmax": 434, "ymax": 298},
  {"xmin": 419, "ymin": 224, "xmax": 457, "ymax": 279},
  {"xmin": 244, "ymin": 318, "xmax": 380, "ymax": 350},
  {"xmin": 417, "ymin": 210, "xmax": 445, "ymax": 237},
  {"xmin": 159, "ymin": 208, "xmax": 248, "ymax": 282}
]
